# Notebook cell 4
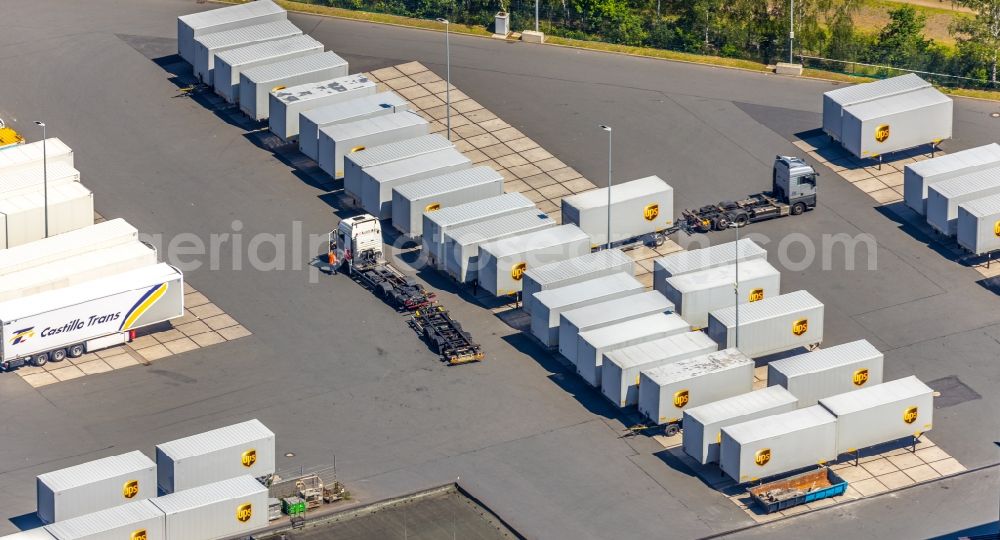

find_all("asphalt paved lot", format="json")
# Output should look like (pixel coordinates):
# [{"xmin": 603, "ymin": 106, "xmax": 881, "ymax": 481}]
[{"xmin": 0, "ymin": 1, "xmax": 997, "ymax": 538}]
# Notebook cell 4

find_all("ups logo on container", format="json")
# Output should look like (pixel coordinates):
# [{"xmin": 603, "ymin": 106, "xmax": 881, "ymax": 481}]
[
  {"xmin": 643, "ymin": 203, "xmax": 660, "ymax": 221},
  {"xmin": 903, "ymin": 406, "xmax": 919, "ymax": 424},
  {"xmin": 994, "ymin": 220, "xmax": 1000, "ymax": 237},
  {"xmin": 754, "ymin": 448, "xmax": 771, "ymax": 467},
  {"xmin": 511, "ymin": 262, "xmax": 527, "ymax": 281},
  {"xmin": 748, "ymin": 288, "xmax": 765, "ymax": 302},
  {"xmin": 122, "ymin": 479, "xmax": 139, "ymax": 499},
  {"xmin": 673, "ymin": 389, "xmax": 689, "ymax": 408},
  {"xmin": 792, "ymin": 318, "xmax": 808, "ymax": 336},
  {"xmin": 241, "ymin": 449, "xmax": 257, "ymax": 468},
  {"xmin": 131, "ymin": 529, "xmax": 147, "ymax": 540},
  {"xmin": 424, "ymin": 202, "xmax": 441, "ymax": 213},
  {"xmin": 853, "ymin": 368, "xmax": 870, "ymax": 386},
  {"xmin": 236, "ymin": 503, "xmax": 253, "ymax": 523},
  {"xmin": 875, "ymin": 124, "xmax": 890, "ymax": 143}
]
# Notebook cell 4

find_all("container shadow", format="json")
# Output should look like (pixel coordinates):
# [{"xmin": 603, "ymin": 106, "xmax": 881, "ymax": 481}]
[
  {"xmin": 874, "ymin": 202, "xmax": 984, "ymax": 266},
  {"xmin": 928, "ymin": 521, "xmax": 999, "ymax": 540},
  {"xmin": 651, "ymin": 446, "xmax": 742, "ymax": 493},
  {"xmin": 8, "ymin": 513, "xmax": 43, "ymax": 532},
  {"xmin": 976, "ymin": 276, "xmax": 1000, "ymax": 296}
]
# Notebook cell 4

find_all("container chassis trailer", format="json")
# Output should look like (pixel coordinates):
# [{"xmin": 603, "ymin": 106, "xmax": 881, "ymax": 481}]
[{"xmin": 410, "ymin": 306, "xmax": 485, "ymax": 365}]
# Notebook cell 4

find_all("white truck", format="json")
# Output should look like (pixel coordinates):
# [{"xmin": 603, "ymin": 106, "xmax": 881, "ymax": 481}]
[{"xmin": 0, "ymin": 263, "xmax": 184, "ymax": 371}]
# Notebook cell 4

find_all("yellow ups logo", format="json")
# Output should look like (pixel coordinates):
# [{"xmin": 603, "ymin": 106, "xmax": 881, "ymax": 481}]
[
  {"xmin": 241, "ymin": 449, "xmax": 257, "ymax": 468},
  {"xmin": 853, "ymin": 368, "xmax": 870, "ymax": 386},
  {"xmin": 130, "ymin": 529, "xmax": 147, "ymax": 540},
  {"xmin": 903, "ymin": 406, "xmax": 919, "ymax": 424},
  {"xmin": 754, "ymin": 448, "xmax": 771, "ymax": 467},
  {"xmin": 643, "ymin": 203, "xmax": 659, "ymax": 221},
  {"xmin": 994, "ymin": 220, "xmax": 1000, "ymax": 237},
  {"xmin": 875, "ymin": 124, "xmax": 890, "ymax": 143},
  {"xmin": 511, "ymin": 262, "xmax": 527, "ymax": 281},
  {"xmin": 792, "ymin": 318, "xmax": 808, "ymax": 336},
  {"xmin": 748, "ymin": 288, "xmax": 764, "ymax": 302},
  {"xmin": 424, "ymin": 202, "xmax": 441, "ymax": 212},
  {"xmin": 236, "ymin": 503, "xmax": 253, "ymax": 522},
  {"xmin": 122, "ymin": 479, "xmax": 139, "ymax": 499},
  {"xmin": 673, "ymin": 389, "xmax": 689, "ymax": 408}
]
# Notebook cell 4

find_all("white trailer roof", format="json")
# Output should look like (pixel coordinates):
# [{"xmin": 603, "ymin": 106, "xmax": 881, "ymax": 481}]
[
  {"xmin": 36, "ymin": 451, "xmax": 154, "ymax": 492},
  {"xmin": 843, "ymin": 86, "xmax": 951, "ymax": 122},
  {"xmin": 655, "ymin": 239, "xmax": 765, "ymax": 277},
  {"xmin": 0, "ymin": 218, "xmax": 137, "ymax": 276},
  {"xmin": 824, "ymin": 73, "xmax": 930, "ymax": 105},
  {"xmin": 960, "ymin": 192, "xmax": 1000, "ymax": 217},
  {"xmin": 480, "ymin": 224, "xmax": 588, "ymax": 258},
  {"xmin": 194, "ymin": 19, "xmax": 300, "ymax": 50},
  {"xmin": 768, "ymin": 339, "xmax": 881, "ymax": 378},
  {"xmin": 348, "ymin": 134, "xmax": 453, "ymax": 169},
  {"xmin": 709, "ymin": 290, "xmax": 821, "ymax": 327},
  {"xmin": 723, "ymin": 405, "xmax": 836, "ymax": 444},
  {"xmin": 684, "ymin": 386, "xmax": 798, "ymax": 425},
  {"xmin": 906, "ymin": 143, "xmax": 1000, "ymax": 179},
  {"xmin": 819, "ymin": 376, "xmax": 931, "ymax": 416},
  {"xmin": 322, "ymin": 111, "xmax": 426, "ymax": 142},
  {"xmin": 0, "ymin": 138, "xmax": 72, "ymax": 170},
  {"xmin": 642, "ymin": 348, "xmax": 752, "ymax": 384},
  {"xmin": 157, "ymin": 419, "xmax": 273, "ymax": 460},
  {"xmin": 242, "ymin": 50, "xmax": 347, "ymax": 83},
  {"xmin": 0, "ymin": 161, "xmax": 79, "ymax": 195},
  {"xmin": 271, "ymin": 73, "xmax": 372, "ymax": 105},
  {"xmin": 178, "ymin": 0, "xmax": 284, "ymax": 28},
  {"xmin": 665, "ymin": 258, "xmax": 778, "ymax": 294},
  {"xmin": 606, "ymin": 332, "xmax": 717, "ymax": 369},
  {"xmin": 45, "ymin": 500, "xmax": 163, "ymax": 539},
  {"xmin": 931, "ymin": 166, "xmax": 1000, "ymax": 198},
  {"xmin": 302, "ymin": 91, "xmax": 408, "ymax": 125},
  {"xmin": 393, "ymin": 166, "xmax": 502, "ymax": 200},
  {"xmin": 561, "ymin": 176, "xmax": 670, "ymax": 209},
  {"xmin": 214, "ymin": 34, "xmax": 321, "ymax": 67},
  {"xmin": 0, "ymin": 180, "xmax": 90, "ymax": 210},
  {"xmin": 524, "ymin": 249, "xmax": 633, "ymax": 285}
]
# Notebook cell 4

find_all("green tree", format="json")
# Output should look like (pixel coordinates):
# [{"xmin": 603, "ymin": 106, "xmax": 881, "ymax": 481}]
[
  {"xmin": 950, "ymin": 0, "xmax": 1000, "ymax": 83},
  {"xmin": 871, "ymin": 6, "xmax": 931, "ymax": 68}
]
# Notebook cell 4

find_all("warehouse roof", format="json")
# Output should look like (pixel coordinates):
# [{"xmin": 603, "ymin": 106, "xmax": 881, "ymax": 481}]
[{"xmin": 37, "ymin": 451, "xmax": 154, "ymax": 492}]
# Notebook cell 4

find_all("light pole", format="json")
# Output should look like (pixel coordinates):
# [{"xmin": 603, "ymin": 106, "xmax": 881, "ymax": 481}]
[
  {"xmin": 789, "ymin": 0, "xmax": 794, "ymax": 64},
  {"xmin": 599, "ymin": 125, "xmax": 612, "ymax": 250},
  {"xmin": 535, "ymin": 0, "xmax": 539, "ymax": 32},
  {"xmin": 436, "ymin": 18, "xmax": 452, "ymax": 140},
  {"xmin": 35, "ymin": 121, "xmax": 48, "ymax": 238},
  {"xmin": 731, "ymin": 221, "xmax": 741, "ymax": 349}
]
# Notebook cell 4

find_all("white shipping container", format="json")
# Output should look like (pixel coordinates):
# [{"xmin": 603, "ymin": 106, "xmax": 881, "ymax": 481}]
[
  {"xmin": 344, "ymin": 134, "xmax": 454, "ymax": 201},
  {"xmin": 360, "ymin": 148, "xmax": 472, "ymax": 219},
  {"xmin": 150, "ymin": 476, "xmax": 267, "ymax": 540},
  {"xmin": 238, "ymin": 52, "xmax": 351, "ymax": 121},
  {"xmin": 0, "ymin": 182, "xmax": 94, "ymax": 249},
  {"xmin": 575, "ymin": 312, "xmax": 691, "ymax": 387},
  {"xmin": 903, "ymin": 143, "xmax": 1000, "ymax": 215},
  {"xmin": 719, "ymin": 405, "xmax": 838, "ymax": 483},
  {"xmin": 44, "ymin": 499, "xmax": 165, "ymax": 540},
  {"xmin": 176, "ymin": 0, "xmax": 286, "ymax": 64},
  {"xmin": 268, "ymin": 74, "xmax": 376, "ymax": 141},
  {"xmin": 819, "ymin": 376, "xmax": 933, "ymax": 454},
  {"xmin": 36, "ymin": 452, "xmax": 157, "ymax": 524},
  {"xmin": 602, "ymin": 332, "xmax": 718, "ymax": 408},
  {"xmin": 530, "ymin": 273, "xmax": 645, "ymax": 347},
  {"xmin": 0, "ymin": 138, "xmax": 74, "ymax": 175},
  {"xmin": 637, "ymin": 348, "xmax": 754, "ymax": 424},
  {"xmin": 317, "ymin": 112, "xmax": 428, "ymax": 178},
  {"xmin": 682, "ymin": 386, "xmax": 799, "ymax": 465},
  {"xmin": 957, "ymin": 193, "xmax": 1000, "ymax": 255},
  {"xmin": 653, "ymin": 239, "xmax": 767, "ymax": 286},
  {"xmin": 822, "ymin": 73, "xmax": 930, "ymax": 142},
  {"xmin": 768, "ymin": 339, "xmax": 884, "ymax": 408},
  {"xmin": 477, "ymin": 225, "xmax": 592, "ymax": 297},
  {"xmin": 558, "ymin": 291, "xmax": 674, "ymax": 365},
  {"xmin": 706, "ymin": 290, "xmax": 824, "ymax": 358},
  {"xmin": 212, "ymin": 35, "xmax": 323, "ymax": 103},
  {"xmin": 155, "ymin": 419, "xmax": 275, "ymax": 494},
  {"xmin": 661, "ymin": 259, "xmax": 781, "ymax": 329},
  {"xmin": 840, "ymin": 87, "xmax": 953, "ymax": 159},
  {"xmin": 391, "ymin": 167, "xmax": 504, "ymax": 236},
  {"xmin": 521, "ymin": 249, "xmax": 635, "ymax": 316},
  {"xmin": 192, "ymin": 20, "xmax": 302, "ymax": 85},
  {"xmin": 0, "ymin": 219, "xmax": 137, "ymax": 276},
  {"xmin": 0, "ymin": 161, "xmax": 80, "ymax": 196},
  {"xmin": 423, "ymin": 193, "xmax": 534, "ymax": 269},
  {"xmin": 560, "ymin": 176, "xmax": 674, "ymax": 247},
  {"xmin": 443, "ymin": 210, "xmax": 554, "ymax": 283},
  {"xmin": 299, "ymin": 92, "xmax": 410, "ymax": 161},
  {"xmin": 927, "ymin": 167, "xmax": 1000, "ymax": 237}
]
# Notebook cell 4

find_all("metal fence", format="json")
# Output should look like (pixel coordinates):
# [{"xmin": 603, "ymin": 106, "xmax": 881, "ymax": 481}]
[{"xmin": 798, "ymin": 55, "xmax": 998, "ymax": 90}]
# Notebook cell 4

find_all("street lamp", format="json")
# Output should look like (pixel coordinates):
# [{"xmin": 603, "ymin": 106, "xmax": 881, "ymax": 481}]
[
  {"xmin": 730, "ymin": 221, "xmax": 742, "ymax": 349},
  {"xmin": 599, "ymin": 125, "xmax": 612, "ymax": 250},
  {"xmin": 436, "ymin": 18, "xmax": 452, "ymax": 140},
  {"xmin": 34, "ymin": 121, "xmax": 48, "ymax": 238},
  {"xmin": 789, "ymin": 0, "xmax": 794, "ymax": 64}
]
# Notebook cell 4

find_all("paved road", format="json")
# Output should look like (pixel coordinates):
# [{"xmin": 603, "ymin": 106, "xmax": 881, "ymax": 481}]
[{"xmin": 0, "ymin": 1, "xmax": 997, "ymax": 538}]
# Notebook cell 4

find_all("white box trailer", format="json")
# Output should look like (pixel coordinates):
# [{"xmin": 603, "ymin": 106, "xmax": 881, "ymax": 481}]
[
  {"xmin": 706, "ymin": 290, "xmax": 824, "ymax": 358},
  {"xmin": 176, "ymin": 0, "xmax": 286, "ymax": 64},
  {"xmin": 149, "ymin": 476, "xmax": 267, "ymax": 540},
  {"xmin": 927, "ymin": 167, "xmax": 1000, "ymax": 237},
  {"xmin": 44, "ymin": 499, "xmax": 165, "ymax": 540},
  {"xmin": 392, "ymin": 166, "xmax": 503, "ymax": 237},
  {"xmin": 192, "ymin": 19, "xmax": 301, "ymax": 86},
  {"xmin": 602, "ymin": 331, "xmax": 718, "ymax": 408},
  {"xmin": 653, "ymin": 239, "xmax": 766, "ymax": 289},
  {"xmin": 299, "ymin": 91, "xmax": 409, "ymax": 162},
  {"xmin": 239, "ymin": 52, "xmax": 350, "ymax": 121},
  {"xmin": 903, "ymin": 143, "xmax": 1000, "ymax": 215},
  {"xmin": 156, "ymin": 419, "xmax": 275, "ymax": 494},
  {"xmin": 36, "ymin": 451, "xmax": 157, "ymax": 524},
  {"xmin": 212, "ymin": 35, "xmax": 323, "ymax": 103},
  {"xmin": 0, "ymin": 182, "xmax": 94, "ymax": 250},
  {"xmin": 576, "ymin": 312, "xmax": 691, "ymax": 387},
  {"xmin": 0, "ymin": 241, "xmax": 157, "ymax": 302},
  {"xmin": 558, "ymin": 291, "xmax": 674, "ymax": 365},
  {"xmin": 661, "ymin": 258, "xmax": 781, "ymax": 329},
  {"xmin": 443, "ymin": 210, "xmax": 554, "ymax": 283},
  {"xmin": 822, "ymin": 73, "xmax": 930, "ymax": 143},
  {"xmin": 344, "ymin": 134, "xmax": 454, "ymax": 202},
  {"xmin": 317, "ymin": 112, "xmax": 428, "ymax": 179},
  {"xmin": 560, "ymin": 176, "xmax": 674, "ymax": 247},
  {"xmin": 360, "ymin": 148, "xmax": 471, "ymax": 219},
  {"xmin": 0, "ymin": 138, "xmax": 73, "ymax": 176},
  {"xmin": 637, "ymin": 348, "xmax": 754, "ymax": 425},
  {"xmin": 0, "ymin": 161, "xmax": 80, "ymax": 196},
  {"xmin": 423, "ymin": 193, "xmax": 534, "ymax": 269},
  {"xmin": 268, "ymin": 74, "xmax": 376, "ymax": 142},
  {"xmin": 819, "ymin": 376, "xmax": 934, "ymax": 455},
  {"xmin": 768, "ymin": 339, "xmax": 884, "ymax": 408},
  {"xmin": 957, "ymin": 193, "xmax": 1000, "ymax": 255},
  {"xmin": 478, "ymin": 224, "xmax": 591, "ymax": 297},
  {"xmin": 521, "ymin": 249, "xmax": 634, "ymax": 316},
  {"xmin": 0, "ymin": 263, "xmax": 183, "ymax": 371},
  {"xmin": 719, "ymin": 405, "xmax": 838, "ymax": 483},
  {"xmin": 530, "ymin": 273, "xmax": 645, "ymax": 347},
  {"xmin": 840, "ymin": 87, "xmax": 953, "ymax": 159},
  {"xmin": 0, "ymin": 219, "xmax": 137, "ymax": 276},
  {"xmin": 682, "ymin": 386, "xmax": 799, "ymax": 465}
]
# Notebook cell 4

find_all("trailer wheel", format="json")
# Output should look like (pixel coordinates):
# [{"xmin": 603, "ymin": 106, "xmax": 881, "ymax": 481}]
[
  {"xmin": 734, "ymin": 213, "xmax": 749, "ymax": 227},
  {"xmin": 0, "ymin": 361, "xmax": 8, "ymax": 372},
  {"xmin": 653, "ymin": 233, "xmax": 665, "ymax": 247},
  {"xmin": 714, "ymin": 216, "xmax": 730, "ymax": 231},
  {"xmin": 433, "ymin": 337, "xmax": 445, "ymax": 354},
  {"xmin": 791, "ymin": 202, "xmax": 806, "ymax": 216},
  {"xmin": 31, "ymin": 353, "xmax": 48, "ymax": 367},
  {"xmin": 68, "ymin": 344, "xmax": 85, "ymax": 358},
  {"xmin": 664, "ymin": 423, "xmax": 680, "ymax": 437},
  {"xmin": 50, "ymin": 349, "xmax": 67, "ymax": 362}
]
